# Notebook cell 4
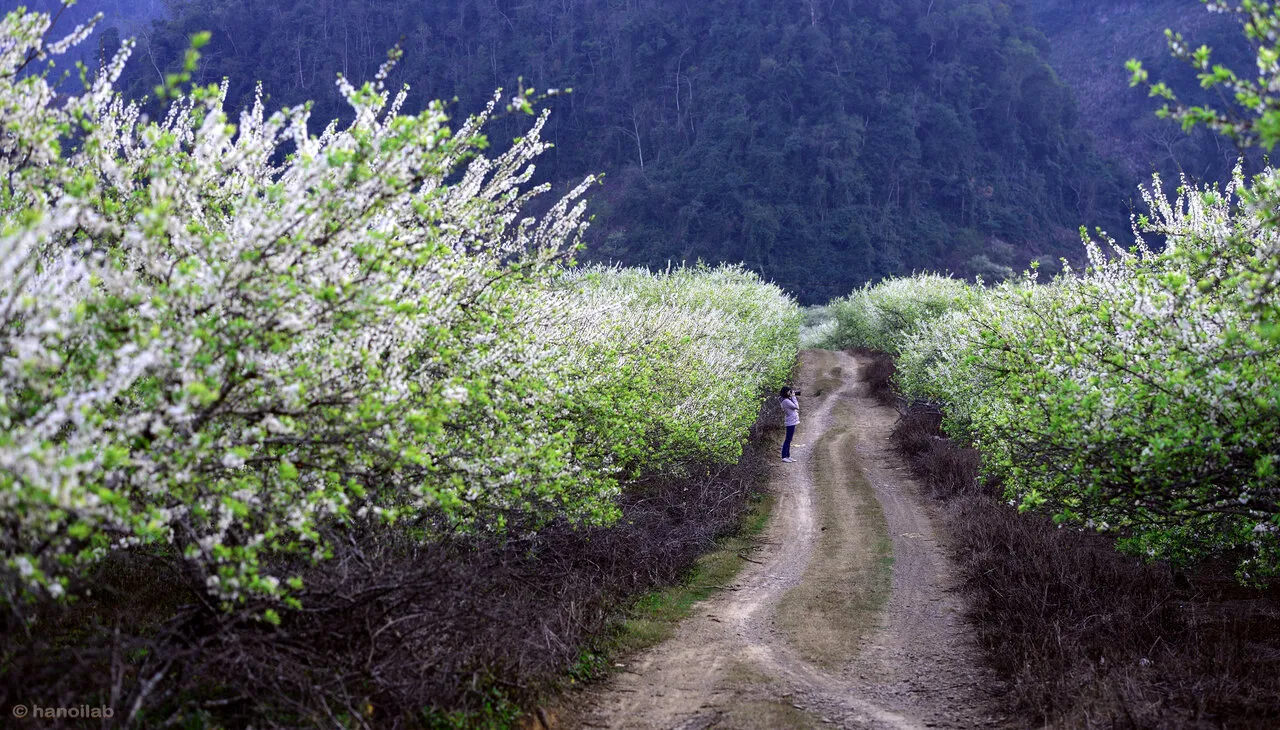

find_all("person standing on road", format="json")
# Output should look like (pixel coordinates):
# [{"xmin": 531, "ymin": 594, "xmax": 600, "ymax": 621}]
[{"xmin": 780, "ymin": 387, "xmax": 799, "ymax": 462}]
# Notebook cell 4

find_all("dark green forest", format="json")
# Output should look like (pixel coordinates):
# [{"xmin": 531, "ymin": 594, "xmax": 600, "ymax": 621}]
[
  {"xmin": 115, "ymin": 0, "xmax": 1140, "ymax": 302},
  {"xmin": 1029, "ymin": 0, "xmax": 1259, "ymax": 185}
]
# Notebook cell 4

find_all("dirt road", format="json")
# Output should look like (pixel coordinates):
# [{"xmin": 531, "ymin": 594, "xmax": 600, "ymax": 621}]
[{"xmin": 575, "ymin": 350, "xmax": 998, "ymax": 729}]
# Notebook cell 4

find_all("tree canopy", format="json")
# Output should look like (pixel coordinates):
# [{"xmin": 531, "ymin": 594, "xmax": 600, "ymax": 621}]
[{"xmin": 126, "ymin": 0, "xmax": 1133, "ymax": 303}]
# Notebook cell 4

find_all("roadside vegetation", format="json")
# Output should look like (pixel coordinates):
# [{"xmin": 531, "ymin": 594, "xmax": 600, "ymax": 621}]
[
  {"xmin": 816, "ymin": 7, "xmax": 1280, "ymax": 722},
  {"xmin": 820, "ymin": 165, "xmax": 1280, "ymax": 582},
  {"xmin": 816, "ymin": 172, "xmax": 1280, "ymax": 724},
  {"xmin": 851, "ymin": 344, "xmax": 1280, "ymax": 727},
  {"xmin": 0, "ymin": 8, "xmax": 798, "ymax": 726}
]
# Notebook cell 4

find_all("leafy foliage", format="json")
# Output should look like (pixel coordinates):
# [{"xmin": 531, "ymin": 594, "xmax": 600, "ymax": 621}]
[
  {"xmin": 1128, "ymin": 0, "xmax": 1280, "ymax": 152},
  {"xmin": 549, "ymin": 264, "xmax": 799, "ymax": 475},
  {"xmin": 848, "ymin": 169, "xmax": 1280, "ymax": 580},
  {"xmin": 818, "ymin": 273, "xmax": 976, "ymax": 355},
  {"xmin": 0, "ymin": 7, "xmax": 798, "ymax": 624}
]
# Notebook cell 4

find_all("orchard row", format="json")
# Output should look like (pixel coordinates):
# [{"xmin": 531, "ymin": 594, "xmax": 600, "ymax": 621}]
[
  {"xmin": 817, "ymin": 168, "xmax": 1279, "ymax": 581},
  {"xmin": 0, "ymin": 9, "xmax": 799, "ymax": 619}
]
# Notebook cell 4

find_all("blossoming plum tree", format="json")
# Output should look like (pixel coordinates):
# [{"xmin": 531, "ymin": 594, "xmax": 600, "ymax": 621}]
[
  {"xmin": 0, "ymin": 5, "xmax": 603, "ymax": 611},
  {"xmin": 820, "ymin": 273, "xmax": 976, "ymax": 355},
  {"xmin": 0, "ymin": 6, "xmax": 801, "ymax": 623},
  {"xmin": 884, "ymin": 169, "xmax": 1280, "ymax": 580},
  {"xmin": 547, "ymin": 264, "xmax": 799, "ymax": 477}
]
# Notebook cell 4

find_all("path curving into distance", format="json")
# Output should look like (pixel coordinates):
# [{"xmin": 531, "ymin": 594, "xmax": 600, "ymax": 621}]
[{"xmin": 574, "ymin": 350, "xmax": 1000, "ymax": 730}]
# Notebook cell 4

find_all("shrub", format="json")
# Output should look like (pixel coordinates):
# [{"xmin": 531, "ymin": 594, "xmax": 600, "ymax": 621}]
[
  {"xmin": 855, "ymin": 350, "xmax": 898, "ymax": 405},
  {"xmin": 798, "ymin": 304, "xmax": 836, "ymax": 348},
  {"xmin": 546, "ymin": 264, "xmax": 800, "ymax": 475},
  {"xmin": 894, "ymin": 168, "xmax": 1280, "ymax": 579},
  {"xmin": 890, "ymin": 406, "xmax": 983, "ymax": 500},
  {"xmin": 820, "ymin": 273, "xmax": 976, "ymax": 354},
  {"xmin": 0, "ymin": 8, "xmax": 799, "ymax": 627},
  {"xmin": 948, "ymin": 491, "xmax": 1280, "ymax": 729}
]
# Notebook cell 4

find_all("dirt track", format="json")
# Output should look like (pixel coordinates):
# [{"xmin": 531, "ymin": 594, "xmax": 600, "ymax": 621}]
[{"xmin": 575, "ymin": 350, "xmax": 999, "ymax": 729}]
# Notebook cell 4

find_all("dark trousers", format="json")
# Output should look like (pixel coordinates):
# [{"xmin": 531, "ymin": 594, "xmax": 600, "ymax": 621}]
[{"xmin": 782, "ymin": 424, "xmax": 795, "ymax": 458}]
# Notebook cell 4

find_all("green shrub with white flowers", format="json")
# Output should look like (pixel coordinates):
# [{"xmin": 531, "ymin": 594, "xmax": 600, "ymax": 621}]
[
  {"xmin": 834, "ymin": 168, "xmax": 1280, "ymax": 581},
  {"xmin": 548, "ymin": 264, "xmax": 799, "ymax": 477},
  {"xmin": 0, "ymin": 8, "xmax": 798, "ymax": 620},
  {"xmin": 819, "ymin": 273, "xmax": 977, "ymax": 355}
]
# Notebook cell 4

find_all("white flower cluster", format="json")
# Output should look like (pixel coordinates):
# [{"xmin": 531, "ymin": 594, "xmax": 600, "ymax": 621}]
[
  {"xmin": 828, "ymin": 166, "xmax": 1280, "ymax": 579},
  {"xmin": 544, "ymin": 264, "xmax": 800, "ymax": 473},
  {"xmin": 1, "ymin": 5, "xmax": 597, "ymax": 604},
  {"xmin": 0, "ymin": 8, "xmax": 801, "ymax": 614}
]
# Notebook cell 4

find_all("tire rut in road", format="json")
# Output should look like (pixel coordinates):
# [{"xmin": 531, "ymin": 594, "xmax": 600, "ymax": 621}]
[{"xmin": 573, "ymin": 350, "xmax": 997, "ymax": 729}]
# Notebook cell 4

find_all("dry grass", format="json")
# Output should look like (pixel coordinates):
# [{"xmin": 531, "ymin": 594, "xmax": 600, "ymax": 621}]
[{"xmin": 851, "ymin": 348, "xmax": 897, "ymax": 406}]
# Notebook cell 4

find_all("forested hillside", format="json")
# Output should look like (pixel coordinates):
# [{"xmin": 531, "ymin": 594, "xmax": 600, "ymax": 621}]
[
  {"xmin": 23, "ymin": 0, "xmax": 163, "ymax": 55},
  {"xmin": 1027, "ymin": 0, "xmax": 1258, "ymax": 184},
  {"xmin": 128, "ymin": 0, "xmax": 1132, "ymax": 302}
]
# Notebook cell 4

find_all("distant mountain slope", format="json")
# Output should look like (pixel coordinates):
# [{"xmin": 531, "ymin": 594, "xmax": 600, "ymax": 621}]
[
  {"xmin": 21, "ymin": 0, "xmax": 164, "ymax": 65},
  {"xmin": 120, "ymin": 0, "xmax": 1133, "ymax": 302},
  {"xmin": 1027, "ymin": 0, "xmax": 1256, "ymax": 184}
]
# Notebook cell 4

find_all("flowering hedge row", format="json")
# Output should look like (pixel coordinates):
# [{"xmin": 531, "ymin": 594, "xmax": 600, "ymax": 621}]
[
  {"xmin": 0, "ymin": 9, "xmax": 799, "ymax": 619},
  {"xmin": 818, "ymin": 273, "xmax": 976, "ymax": 355},
  {"xmin": 548, "ymin": 264, "xmax": 799, "ymax": 478},
  {"xmin": 826, "ymin": 171, "xmax": 1280, "ymax": 581}
]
